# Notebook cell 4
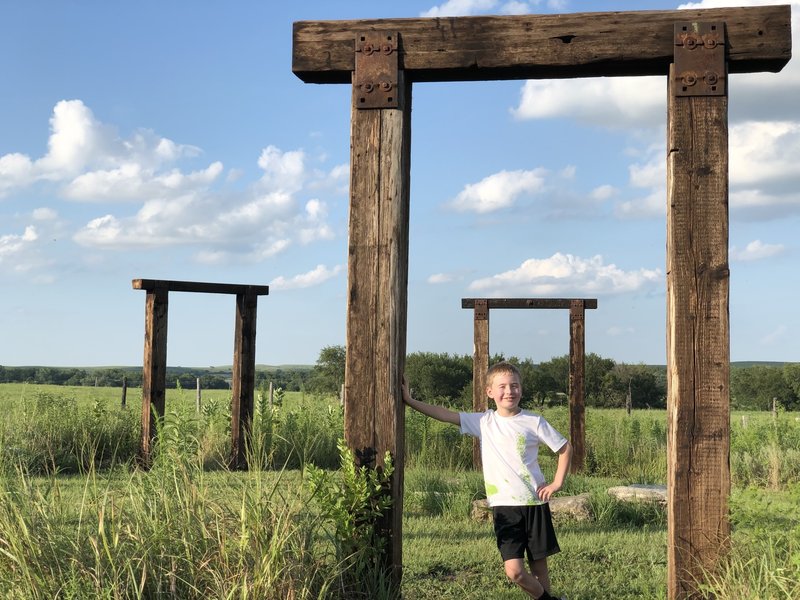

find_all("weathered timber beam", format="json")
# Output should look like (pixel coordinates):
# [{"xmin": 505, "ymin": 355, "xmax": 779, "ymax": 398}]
[
  {"xmin": 132, "ymin": 279, "xmax": 269, "ymax": 296},
  {"xmin": 462, "ymin": 298, "xmax": 598, "ymax": 309},
  {"xmin": 293, "ymin": 5, "xmax": 790, "ymax": 83}
]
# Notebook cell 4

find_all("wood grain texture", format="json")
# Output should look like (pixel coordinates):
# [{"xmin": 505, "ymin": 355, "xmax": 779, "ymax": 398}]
[
  {"xmin": 344, "ymin": 72, "xmax": 411, "ymax": 582},
  {"xmin": 569, "ymin": 300, "xmax": 586, "ymax": 474},
  {"xmin": 666, "ymin": 64, "xmax": 731, "ymax": 600},
  {"xmin": 140, "ymin": 288, "xmax": 168, "ymax": 467},
  {"xmin": 472, "ymin": 302, "xmax": 489, "ymax": 470},
  {"xmin": 230, "ymin": 292, "xmax": 259, "ymax": 470},
  {"xmin": 294, "ymin": 5, "xmax": 790, "ymax": 83}
]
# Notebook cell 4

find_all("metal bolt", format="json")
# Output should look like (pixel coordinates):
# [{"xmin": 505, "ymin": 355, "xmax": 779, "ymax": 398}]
[
  {"xmin": 363, "ymin": 82, "xmax": 374, "ymax": 93},
  {"xmin": 362, "ymin": 43, "xmax": 375, "ymax": 56},
  {"xmin": 685, "ymin": 36, "xmax": 697, "ymax": 50},
  {"xmin": 704, "ymin": 36, "xmax": 717, "ymax": 49},
  {"xmin": 682, "ymin": 72, "xmax": 697, "ymax": 86},
  {"xmin": 382, "ymin": 43, "xmax": 393, "ymax": 55},
  {"xmin": 380, "ymin": 81, "xmax": 392, "ymax": 92},
  {"xmin": 705, "ymin": 72, "xmax": 718, "ymax": 86}
]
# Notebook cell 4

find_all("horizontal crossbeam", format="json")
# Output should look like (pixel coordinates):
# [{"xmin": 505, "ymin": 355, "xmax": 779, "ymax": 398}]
[
  {"xmin": 293, "ymin": 5, "xmax": 790, "ymax": 84},
  {"xmin": 132, "ymin": 279, "xmax": 269, "ymax": 296},
  {"xmin": 462, "ymin": 298, "xmax": 598, "ymax": 310}
]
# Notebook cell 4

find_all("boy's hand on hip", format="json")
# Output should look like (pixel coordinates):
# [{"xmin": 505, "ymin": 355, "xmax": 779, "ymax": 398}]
[{"xmin": 537, "ymin": 483, "xmax": 561, "ymax": 502}]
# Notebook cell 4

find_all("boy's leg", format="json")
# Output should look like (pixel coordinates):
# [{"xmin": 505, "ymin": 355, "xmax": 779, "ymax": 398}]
[
  {"xmin": 503, "ymin": 558, "xmax": 545, "ymax": 598},
  {"xmin": 529, "ymin": 557, "xmax": 551, "ymax": 593}
]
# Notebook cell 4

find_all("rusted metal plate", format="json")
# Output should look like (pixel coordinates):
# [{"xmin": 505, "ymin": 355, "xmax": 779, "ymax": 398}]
[
  {"xmin": 674, "ymin": 22, "xmax": 726, "ymax": 97},
  {"xmin": 474, "ymin": 298, "xmax": 488, "ymax": 321},
  {"xmin": 354, "ymin": 31, "xmax": 399, "ymax": 108}
]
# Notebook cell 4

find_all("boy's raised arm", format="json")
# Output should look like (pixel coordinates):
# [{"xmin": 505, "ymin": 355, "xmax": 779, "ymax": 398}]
[{"xmin": 401, "ymin": 377, "xmax": 461, "ymax": 426}]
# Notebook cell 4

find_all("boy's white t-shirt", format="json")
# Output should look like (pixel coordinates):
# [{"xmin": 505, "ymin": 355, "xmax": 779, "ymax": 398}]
[{"xmin": 460, "ymin": 409, "xmax": 567, "ymax": 507}]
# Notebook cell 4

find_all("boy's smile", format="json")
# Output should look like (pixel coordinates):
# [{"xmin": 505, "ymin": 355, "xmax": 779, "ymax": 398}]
[{"xmin": 486, "ymin": 372, "xmax": 522, "ymax": 417}]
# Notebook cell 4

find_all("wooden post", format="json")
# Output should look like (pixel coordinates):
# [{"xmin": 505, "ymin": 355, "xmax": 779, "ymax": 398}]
[
  {"xmin": 196, "ymin": 377, "xmax": 201, "ymax": 413},
  {"xmin": 472, "ymin": 299, "xmax": 489, "ymax": 469},
  {"xmin": 667, "ymin": 55, "xmax": 731, "ymax": 599},
  {"xmin": 344, "ymin": 54, "xmax": 410, "ymax": 584},
  {"xmin": 568, "ymin": 299, "xmax": 586, "ymax": 473},
  {"xmin": 230, "ymin": 291, "xmax": 259, "ymax": 470},
  {"xmin": 121, "ymin": 375, "xmax": 127, "ymax": 409},
  {"xmin": 269, "ymin": 381, "xmax": 274, "ymax": 408},
  {"xmin": 626, "ymin": 378, "xmax": 632, "ymax": 416},
  {"xmin": 140, "ymin": 287, "xmax": 168, "ymax": 467}
]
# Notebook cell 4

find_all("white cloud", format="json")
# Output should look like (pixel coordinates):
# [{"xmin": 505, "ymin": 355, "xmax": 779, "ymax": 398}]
[
  {"xmin": 422, "ymin": 0, "xmax": 498, "ymax": 17},
  {"xmin": 32, "ymin": 207, "xmax": 58, "ymax": 221},
  {"xmin": 446, "ymin": 168, "xmax": 547, "ymax": 213},
  {"xmin": 269, "ymin": 264, "xmax": 343, "ymax": 291},
  {"xmin": 0, "ymin": 226, "xmax": 43, "ymax": 274},
  {"xmin": 64, "ymin": 161, "xmax": 223, "ymax": 202},
  {"xmin": 0, "ymin": 153, "xmax": 35, "ymax": 195},
  {"xmin": 0, "ymin": 99, "xmax": 215, "ymax": 203},
  {"xmin": 428, "ymin": 272, "xmax": 457, "ymax": 284},
  {"xmin": 730, "ymin": 240, "xmax": 784, "ymax": 262},
  {"xmin": 71, "ymin": 143, "xmax": 337, "ymax": 263},
  {"xmin": 512, "ymin": 77, "xmax": 666, "ymax": 129},
  {"xmin": 606, "ymin": 325, "xmax": 636, "ymax": 337},
  {"xmin": 590, "ymin": 185, "xmax": 616, "ymax": 201},
  {"xmin": 257, "ymin": 145, "xmax": 306, "ymax": 193},
  {"xmin": 468, "ymin": 252, "xmax": 662, "ymax": 296},
  {"xmin": 614, "ymin": 188, "xmax": 665, "ymax": 220},
  {"xmin": 730, "ymin": 121, "xmax": 800, "ymax": 190}
]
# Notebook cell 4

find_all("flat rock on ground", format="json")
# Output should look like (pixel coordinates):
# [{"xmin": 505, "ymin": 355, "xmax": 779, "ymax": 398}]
[{"xmin": 470, "ymin": 485, "xmax": 668, "ymax": 522}]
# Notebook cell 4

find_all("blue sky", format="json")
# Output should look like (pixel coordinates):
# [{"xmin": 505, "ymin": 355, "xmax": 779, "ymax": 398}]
[{"xmin": 1, "ymin": 0, "xmax": 798, "ymax": 368}]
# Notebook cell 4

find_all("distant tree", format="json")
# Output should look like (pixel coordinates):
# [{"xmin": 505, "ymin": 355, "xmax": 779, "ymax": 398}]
[
  {"xmin": 584, "ymin": 353, "xmax": 616, "ymax": 402},
  {"xmin": 730, "ymin": 365, "xmax": 794, "ymax": 410},
  {"xmin": 599, "ymin": 363, "xmax": 666, "ymax": 409},
  {"xmin": 309, "ymin": 345, "xmax": 346, "ymax": 395},
  {"xmin": 528, "ymin": 355, "xmax": 569, "ymax": 405},
  {"xmin": 199, "ymin": 374, "xmax": 230, "ymax": 390},
  {"xmin": 404, "ymin": 352, "xmax": 473, "ymax": 408},
  {"xmin": 781, "ymin": 363, "xmax": 800, "ymax": 410}
]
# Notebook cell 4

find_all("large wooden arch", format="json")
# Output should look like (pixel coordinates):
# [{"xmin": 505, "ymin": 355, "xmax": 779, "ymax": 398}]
[{"xmin": 293, "ymin": 6, "xmax": 791, "ymax": 597}]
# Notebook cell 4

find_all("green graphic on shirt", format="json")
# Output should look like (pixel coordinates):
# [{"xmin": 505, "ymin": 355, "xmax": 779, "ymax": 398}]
[
  {"xmin": 485, "ymin": 482, "xmax": 499, "ymax": 498},
  {"xmin": 516, "ymin": 433, "xmax": 526, "ymax": 457}
]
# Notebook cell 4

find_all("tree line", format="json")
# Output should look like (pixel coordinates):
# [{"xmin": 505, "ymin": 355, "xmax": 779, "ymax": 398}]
[
  {"xmin": 0, "ymin": 365, "xmax": 311, "ymax": 392},
  {"xmin": 308, "ymin": 346, "xmax": 800, "ymax": 411},
  {"xmin": 3, "ymin": 350, "xmax": 798, "ymax": 411}
]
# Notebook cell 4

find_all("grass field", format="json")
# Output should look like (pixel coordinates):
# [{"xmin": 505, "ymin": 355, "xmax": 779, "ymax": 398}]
[{"xmin": 1, "ymin": 383, "xmax": 799, "ymax": 598}]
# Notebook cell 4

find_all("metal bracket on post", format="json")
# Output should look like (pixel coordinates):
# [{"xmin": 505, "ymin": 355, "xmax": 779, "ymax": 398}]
[
  {"xmin": 354, "ymin": 31, "xmax": 399, "ymax": 109},
  {"xmin": 474, "ymin": 299, "xmax": 488, "ymax": 321},
  {"xmin": 674, "ymin": 22, "xmax": 726, "ymax": 97}
]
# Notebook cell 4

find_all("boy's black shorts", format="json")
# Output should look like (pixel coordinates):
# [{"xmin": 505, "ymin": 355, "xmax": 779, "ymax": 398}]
[{"xmin": 492, "ymin": 504, "xmax": 560, "ymax": 562}]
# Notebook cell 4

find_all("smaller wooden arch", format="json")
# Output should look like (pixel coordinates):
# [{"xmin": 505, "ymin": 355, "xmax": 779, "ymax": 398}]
[
  {"xmin": 463, "ymin": 298, "xmax": 597, "ymax": 472},
  {"xmin": 132, "ymin": 278, "xmax": 269, "ymax": 469}
]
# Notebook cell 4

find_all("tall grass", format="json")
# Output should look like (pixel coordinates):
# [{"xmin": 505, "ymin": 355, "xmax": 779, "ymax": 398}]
[
  {"xmin": 1, "ymin": 384, "xmax": 799, "ymax": 597},
  {"xmin": 0, "ymin": 458, "xmax": 335, "ymax": 598}
]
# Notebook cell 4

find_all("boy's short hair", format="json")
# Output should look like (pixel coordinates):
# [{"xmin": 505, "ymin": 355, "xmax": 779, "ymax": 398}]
[{"xmin": 485, "ymin": 361, "xmax": 521, "ymax": 386}]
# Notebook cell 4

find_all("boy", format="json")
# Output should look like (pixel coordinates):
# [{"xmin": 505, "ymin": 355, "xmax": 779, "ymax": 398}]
[{"xmin": 402, "ymin": 361, "xmax": 572, "ymax": 600}]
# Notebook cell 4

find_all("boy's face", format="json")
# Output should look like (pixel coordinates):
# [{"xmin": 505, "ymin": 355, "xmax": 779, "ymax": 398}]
[{"xmin": 486, "ymin": 371, "xmax": 522, "ymax": 417}]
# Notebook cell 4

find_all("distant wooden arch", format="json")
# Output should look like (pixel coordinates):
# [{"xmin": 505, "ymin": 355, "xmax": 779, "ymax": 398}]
[
  {"xmin": 132, "ymin": 279, "xmax": 269, "ymax": 470},
  {"xmin": 462, "ymin": 297, "xmax": 597, "ymax": 473},
  {"xmin": 293, "ymin": 6, "xmax": 791, "ymax": 597}
]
